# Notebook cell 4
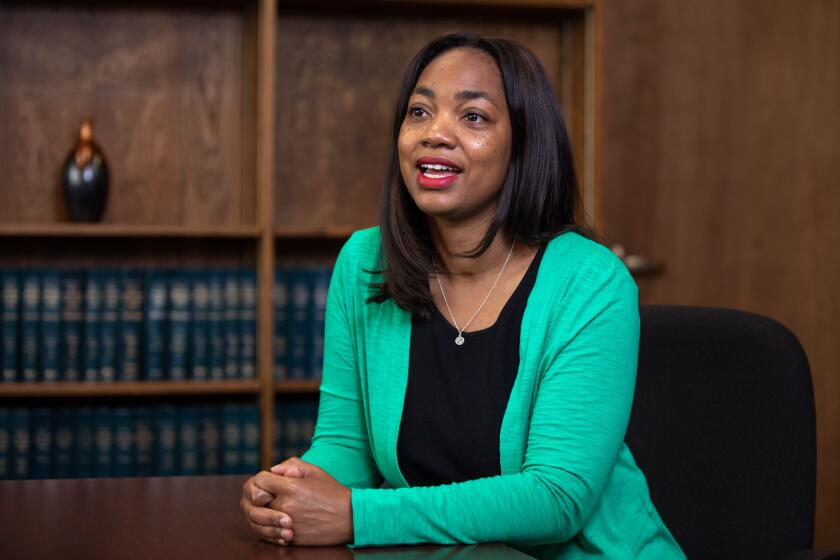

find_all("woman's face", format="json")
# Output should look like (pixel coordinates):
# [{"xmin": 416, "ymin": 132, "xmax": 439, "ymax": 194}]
[{"xmin": 398, "ymin": 48, "xmax": 512, "ymax": 223}]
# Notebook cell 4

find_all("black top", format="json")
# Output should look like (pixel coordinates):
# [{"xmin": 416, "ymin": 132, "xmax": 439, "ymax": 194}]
[{"xmin": 397, "ymin": 245, "xmax": 545, "ymax": 487}]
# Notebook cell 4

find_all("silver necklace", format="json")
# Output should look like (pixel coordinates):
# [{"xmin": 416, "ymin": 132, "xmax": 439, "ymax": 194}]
[{"xmin": 435, "ymin": 241, "xmax": 516, "ymax": 346}]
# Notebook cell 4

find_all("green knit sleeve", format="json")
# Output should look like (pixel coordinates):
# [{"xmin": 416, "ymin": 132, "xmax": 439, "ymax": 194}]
[
  {"xmin": 351, "ymin": 257, "xmax": 639, "ymax": 547},
  {"xmin": 300, "ymin": 232, "xmax": 383, "ymax": 489}
]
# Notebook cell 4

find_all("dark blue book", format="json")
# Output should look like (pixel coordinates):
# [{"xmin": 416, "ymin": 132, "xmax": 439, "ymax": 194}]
[
  {"xmin": 273, "ymin": 268, "xmax": 289, "ymax": 380},
  {"xmin": 300, "ymin": 401, "xmax": 318, "ymax": 456},
  {"xmin": 20, "ymin": 270, "xmax": 41, "ymax": 383},
  {"xmin": 309, "ymin": 267, "xmax": 331, "ymax": 380},
  {"xmin": 40, "ymin": 272, "xmax": 61, "ymax": 383},
  {"xmin": 155, "ymin": 405, "xmax": 178, "ymax": 476},
  {"xmin": 200, "ymin": 404, "xmax": 220, "ymax": 475},
  {"xmin": 1, "ymin": 271, "xmax": 20, "ymax": 383},
  {"xmin": 32, "ymin": 407, "xmax": 53, "ymax": 478},
  {"xmin": 277, "ymin": 403, "xmax": 296, "ymax": 460},
  {"xmin": 113, "ymin": 407, "xmax": 133, "ymax": 478},
  {"xmin": 239, "ymin": 270, "xmax": 257, "ymax": 380},
  {"xmin": 168, "ymin": 270, "xmax": 191, "ymax": 381},
  {"xmin": 60, "ymin": 271, "xmax": 84, "ymax": 382},
  {"xmin": 223, "ymin": 271, "xmax": 240, "ymax": 380},
  {"xmin": 11, "ymin": 408, "xmax": 31, "ymax": 479},
  {"xmin": 82, "ymin": 270, "xmax": 103, "ymax": 383},
  {"xmin": 178, "ymin": 406, "xmax": 200, "ymax": 476},
  {"xmin": 53, "ymin": 407, "xmax": 75, "ymax": 479},
  {"xmin": 99, "ymin": 270, "xmax": 120, "ymax": 383},
  {"xmin": 133, "ymin": 406, "xmax": 154, "ymax": 477},
  {"xmin": 74, "ymin": 407, "xmax": 95, "ymax": 478},
  {"xmin": 288, "ymin": 268, "xmax": 312, "ymax": 380},
  {"xmin": 220, "ymin": 403, "xmax": 241, "ymax": 475},
  {"xmin": 241, "ymin": 405, "xmax": 260, "ymax": 474},
  {"xmin": 119, "ymin": 270, "xmax": 144, "ymax": 382},
  {"xmin": 0, "ymin": 408, "xmax": 10, "ymax": 478},
  {"xmin": 272, "ymin": 404, "xmax": 282, "ymax": 464},
  {"xmin": 207, "ymin": 270, "xmax": 225, "ymax": 381},
  {"xmin": 190, "ymin": 271, "xmax": 210, "ymax": 381},
  {"xmin": 94, "ymin": 406, "xmax": 113, "ymax": 477},
  {"xmin": 144, "ymin": 270, "xmax": 168, "ymax": 382}
]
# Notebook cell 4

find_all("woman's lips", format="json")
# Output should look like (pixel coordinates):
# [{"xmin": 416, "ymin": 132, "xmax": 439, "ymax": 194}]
[{"xmin": 416, "ymin": 169, "xmax": 460, "ymax": 189}]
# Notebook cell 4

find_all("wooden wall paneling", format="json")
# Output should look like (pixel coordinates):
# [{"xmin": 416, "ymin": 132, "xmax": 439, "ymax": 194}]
[
  {"xmin": 256, "ymin": 0, "xmax": 278, "ymax": 467},
  {"xmin": 0, "ymin": 5, "xmax": 245, "ymax": 226},
  {"xmin": 603, "ymin": 0, "xmax": 840, "ymax": 548},
  {"xmin": 273, "ymin": 9, "xmax": 569, "ymax": 233}
]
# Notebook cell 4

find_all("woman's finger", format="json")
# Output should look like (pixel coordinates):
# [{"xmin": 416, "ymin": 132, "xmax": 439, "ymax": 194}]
[
  {"xmin": 242, "ymin": 476, "xmax": 273, "ymax": 506},
  {"xmin": 246, "ymin": 505, "xmax": 293, "ymax": 530},
  {"xmin": 248, "ymin": 519, "xmax": 293, "ymax": 543}
]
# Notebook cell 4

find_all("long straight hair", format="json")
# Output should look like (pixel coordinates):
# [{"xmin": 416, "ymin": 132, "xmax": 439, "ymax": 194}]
[{"xmin": 371, "ymin": 32, "xmax": 592, "ymax": 318}]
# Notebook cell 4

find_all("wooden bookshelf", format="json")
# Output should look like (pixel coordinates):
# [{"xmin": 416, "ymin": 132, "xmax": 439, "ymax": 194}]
[
  {"xmin": 275, "ymin": 379, "xmax": 321, "ymax": 394},
  {"xmin": 0, "ymin": 381, "xmax": 259, "ymax": 398},
  {"xmin": 0, "ymin": 0, "xmax": 603, "ymax": 472},
  {"xmin": 0, "ymin": 224, "xmax": 262, "ymax": 239}
]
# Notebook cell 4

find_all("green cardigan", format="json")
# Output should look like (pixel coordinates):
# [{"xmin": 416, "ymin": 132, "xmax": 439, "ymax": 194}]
[{"xmin": 301, "ymin": 227, "xmax": 685, "ymax": 559}]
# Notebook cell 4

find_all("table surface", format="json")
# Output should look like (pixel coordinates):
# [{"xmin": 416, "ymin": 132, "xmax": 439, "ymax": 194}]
[{"xmin": 0, "ymin": 475, "xmax": 533, "ymax": 560}]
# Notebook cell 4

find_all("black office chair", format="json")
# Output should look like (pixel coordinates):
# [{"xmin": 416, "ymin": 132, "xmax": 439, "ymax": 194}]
[{"xmin": 626, "ymin": 305, "xmax": 838, "ymax": 560}]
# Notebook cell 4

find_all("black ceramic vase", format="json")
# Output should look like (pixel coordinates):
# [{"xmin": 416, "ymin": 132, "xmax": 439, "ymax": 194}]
[{"xmin": 62, "ymin": 118, "xmax": 109, "ymax": 222}]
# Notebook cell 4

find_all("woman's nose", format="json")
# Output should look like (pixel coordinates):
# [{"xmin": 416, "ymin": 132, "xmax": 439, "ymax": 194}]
[{"xmin": 421, "ymin": 115, "xmax": 456, "ymax": 148}]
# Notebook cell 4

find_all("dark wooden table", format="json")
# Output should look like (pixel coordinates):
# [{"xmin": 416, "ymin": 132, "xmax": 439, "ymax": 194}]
[{"xmin": 0, "ymin": 475, "xmax": 533, "ymax": 559}]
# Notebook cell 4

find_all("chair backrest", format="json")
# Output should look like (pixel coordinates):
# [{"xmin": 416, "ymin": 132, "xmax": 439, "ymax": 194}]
[{"xmin": 626, "ymin": 305, "xmax": 816, "ymax": 560}]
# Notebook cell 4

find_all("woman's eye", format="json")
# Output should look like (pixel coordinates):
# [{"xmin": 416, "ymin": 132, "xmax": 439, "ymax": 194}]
[
  {"xmin": 408, "ymin": 106, "xmax": 427, "ymax": 118},
  {"xmin": 465, "ymin": 112, "xmax": 484, "ymax": 123}
]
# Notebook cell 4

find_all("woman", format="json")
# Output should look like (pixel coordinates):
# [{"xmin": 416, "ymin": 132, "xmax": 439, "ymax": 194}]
[{"xmin": 241, "ymin": 32, "xmax": 685, "ymax": 559}]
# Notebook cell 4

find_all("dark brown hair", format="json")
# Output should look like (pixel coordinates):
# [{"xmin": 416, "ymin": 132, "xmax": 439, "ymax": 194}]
[{"xmin": 370, "ymin": 32, "xmax": 591, "ymax": 318}]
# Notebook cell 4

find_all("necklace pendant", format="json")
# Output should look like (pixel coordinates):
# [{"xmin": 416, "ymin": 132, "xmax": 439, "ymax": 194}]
[{"xmin": 455, "ymin": 335, "xmax": 465, "ymax": 346}]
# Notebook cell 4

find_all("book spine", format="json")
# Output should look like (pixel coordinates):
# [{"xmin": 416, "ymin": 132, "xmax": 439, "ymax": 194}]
[
  {"xmin": 53, "ymin": 407, "xmax": 75, "ymax": 479},
  {"xmin": 282, "ymin": 403, "xmax": 299, "ymax": 459},
  {"xmin": 0, "ymin": 408, "xmax": 10, "ymax": 478},
  {"xmin": 239, "ymin": 269, "xmax": 257, "ymax": 380},
  {"xmin": 82, "ymin": 270, "xmax": 102, "ymax": 383},
  {"xmin": 11, "ymin": 408, "xmax": 31, "ymax": 479},
  {"xmin": 32, "ymin": 408, "xmax": 53, "ymax": 478},
  {"xmin": 223, "ymin": 271, "xmax": 240, "ymax": 380},
  {"xmin": 207, "ymin": 270, "xmax": 225, "ymax": 380},
  {"xmin": 99, "ymin": 270, "xmax": 120, "ymax": 383},
  {"xmin": 168, "ymin": 271, "xmax": 190, "ymax": 382},
  {"xmin": 179, "ymin": 406, "xmax": 200, "ymax": 476},
  {"xmin": 94, "ymin": 406, "xmax": 113, "ymax": 477},
  {"xmin": 133, "ymin": 406, "xmax": 154, "ymax": 477},
  {"xmin": 1, "ymin": 271, "xmax": 20, "ymax": 383},
  {"xmin": 21, "ymin": 270, "xmax": 41, "ymax": 383},
  {"xmin": 310, "ymin": 267, "xmax": 330, "ymax": 380},
  {"xmin": 119, "ymin": 270, "xmax": 144, "ymax": 382},
  {"xmin": 60, "ymin": 271, "xmax": 83, "ymax": 382},
  {"xmin": 190, "ymin": 271, "xmax": 210, "ymax": 381},
  {"xmin": 241, "ymin": 405, "xmax": 260, "ymax": 474},
  {"xmin": 113, "ymin": 407, "xmax": 133, "ymax": 478},
  {"xmin": 301, "ymin": 401, "xmax": 318, "ymax": 456},
  {"xmin": 40, "ymin": 272, "xmax": 61, "ymax": 383},
  {"xmin": 273, "ymin": 268, "xmax": 289, "ymax": 380},
  {"xmin": 144, "ymin": 270, "xmax": 168, "ymax": 382},
  {"xmin": 288, "ymin": 268, "xmax": 311, "ymax": 380},
  {"xmin": 200, "ymin": 404, "xmax": 220, "ymax": 475},
  {"xmin": 156, "ymin": 405, "xmax": 177, "ymax": 476},
  {"xmin": 74, "ymin": 407, "xmax": 95, "ymax": 478},
  {"xmin": 220, "ymin": 403, "xmax": 241, "ymax": 474}
]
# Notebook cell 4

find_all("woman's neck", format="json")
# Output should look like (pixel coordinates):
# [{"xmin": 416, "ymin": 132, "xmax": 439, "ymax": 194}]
[{"xmin": 428, "ymin": 216, "xmax": 513, "ymax": 278}]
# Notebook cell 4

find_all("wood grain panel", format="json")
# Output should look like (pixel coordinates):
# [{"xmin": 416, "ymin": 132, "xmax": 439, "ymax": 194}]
[
  {"xmin": 274, "ymin": 11, "xmax": 568, "ymax": 232},
  {"xmin": 603, "ymin": 0, "xmax": 840, "ymax": 547},
  {"xmin": 0, "ymin": 6, "xmax": 246, "ymax": 226}
]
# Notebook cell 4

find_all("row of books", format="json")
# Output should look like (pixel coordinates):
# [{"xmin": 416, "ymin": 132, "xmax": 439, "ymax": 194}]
[
  {"xmin": 0, "ymin": 266, "xmax": 332, "ymax": 384},
  {"xmin": 0, "ymin": 401, "xmax": 319, "ymax": 480}
]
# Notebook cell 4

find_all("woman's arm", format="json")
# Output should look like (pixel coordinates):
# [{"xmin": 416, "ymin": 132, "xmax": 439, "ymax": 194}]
[
  {"xmin": 350, "ymin": 260, "xmax": 639, "ymax": 547},
  {"xmin": 298, "ymin": 234, "xmax": 383, "ymax": 489}
]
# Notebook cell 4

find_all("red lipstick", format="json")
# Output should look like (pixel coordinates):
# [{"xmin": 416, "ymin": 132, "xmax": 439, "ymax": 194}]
[{"xmin": 415, "ymin": 156, "xmax": 462, "ymax": 190}]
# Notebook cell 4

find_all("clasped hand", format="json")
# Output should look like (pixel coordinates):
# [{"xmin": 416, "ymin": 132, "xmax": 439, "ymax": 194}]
[{"xmin": 240, "ymin": 457, "xmax": 353, "ymax": 546}]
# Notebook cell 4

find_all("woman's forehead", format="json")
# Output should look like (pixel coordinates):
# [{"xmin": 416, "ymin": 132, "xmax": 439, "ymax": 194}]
[{"xmin": 414, "ymin": 48, "xmax": 505, "ymax": 102}]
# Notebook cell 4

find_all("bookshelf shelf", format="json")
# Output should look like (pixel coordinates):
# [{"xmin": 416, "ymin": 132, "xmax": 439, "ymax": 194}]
[
  {"xmin": 0, "ymin": 381, "xmax": 260, "ymax": 398},
  {"xmin": 275, "ymin": 227, "xmax": 355, "ymax": 240},
  {"xmin": 275, "ymin": 380, "xmax": 321, "ymax": 394},
  {"xmin": 0, "ymin": 224, "xmax": 262, "ymax": 240}
]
